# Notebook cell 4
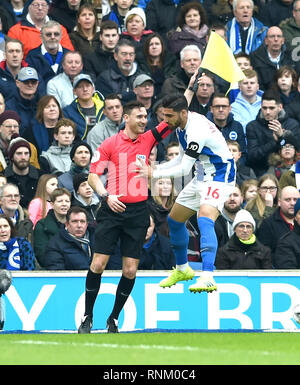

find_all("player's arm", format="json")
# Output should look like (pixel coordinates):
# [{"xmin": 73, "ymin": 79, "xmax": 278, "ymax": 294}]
[{"xmin": 152, "ymin": 152, "xmax": 195, "ymax": 178}]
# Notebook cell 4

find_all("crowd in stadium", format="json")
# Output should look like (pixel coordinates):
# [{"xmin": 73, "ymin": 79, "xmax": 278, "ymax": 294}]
[{"xmin": 0, "ymin": 0, "xmax": 300, "ymax": 272}]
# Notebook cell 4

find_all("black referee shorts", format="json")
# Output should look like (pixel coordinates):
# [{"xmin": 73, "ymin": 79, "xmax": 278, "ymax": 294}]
[{"xmin": 94, "ymin": 200, "xmax": 150, "ymax": 258}]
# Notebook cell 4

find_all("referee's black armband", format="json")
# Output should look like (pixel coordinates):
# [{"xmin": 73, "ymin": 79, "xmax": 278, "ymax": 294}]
[
  {"xmin": 185, "ymin": 141, "xmax": 200, "ymax": 159},
  {"xmin": 151, "ymin": 125, "xmax": 170, "ymax": 143}
]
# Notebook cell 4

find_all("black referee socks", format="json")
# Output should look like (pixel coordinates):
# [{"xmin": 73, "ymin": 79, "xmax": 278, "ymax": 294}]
[
  {"xmin": 110, "ymin": 275, "xmax": 136, "ymax": 320},
  {"xmin": 84, "ymin": 269, "xmax": 102, "ymax": 316}
]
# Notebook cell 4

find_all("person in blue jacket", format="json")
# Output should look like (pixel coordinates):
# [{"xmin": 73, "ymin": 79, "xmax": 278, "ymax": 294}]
[
  {"xmin": 63, "ymin": 74, "xmax": 105, "ymax": 140},
  {"xmin": 226, "ymin": 0, "xmax": 268, "ymax": 54},
  {"xmin": 207, "ymin": 93, "xmax": 248, "ymax": 164}
]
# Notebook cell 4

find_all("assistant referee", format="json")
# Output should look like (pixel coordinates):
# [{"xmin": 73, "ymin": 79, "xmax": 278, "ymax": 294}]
[{"xmin": 78, "ymin": 100, "xmax": 172, "ymax": 333}]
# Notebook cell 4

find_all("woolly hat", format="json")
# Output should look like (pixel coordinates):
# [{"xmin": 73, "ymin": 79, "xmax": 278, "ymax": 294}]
[
  {"xmin": 279, "ymin": 130, "xmax": 300, "ymax": 152},
  {"xmin": 7, "ymin": 134, "xmax": 31, "ymax": 160},
  {"xmin": 294, "ymin": 198, "xmax": 300, "ymax": 216},
  {"xmin": 124, "ymin": 7, "xmax": 146, "ymax": 27},
  {"xmin": 0, "ymin": 110, "xmax": 21, "ymax": 126},
  {"xmin": 73, "ymin": 173, "xmax": 89, "ymax": 193},
  {"xmin": 70, "ymin": 141, "xmax": 93, "ymax": 161},
  {"xmin": 232, "ymin": 209, "xmax": 256, "ymax": 231}
]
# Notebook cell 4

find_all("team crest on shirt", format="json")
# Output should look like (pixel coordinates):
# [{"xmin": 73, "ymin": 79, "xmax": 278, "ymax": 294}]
[
  {"xmin": 229, "ymin": 131, "xmax": 238, "ymax": 141},
  {"xmin": 136, "ymin": 154, "xmax": 146, "ymax": 164},
  {"xmin": 91, "ymin": 150, "xmax": 100, "ymax": 164}
]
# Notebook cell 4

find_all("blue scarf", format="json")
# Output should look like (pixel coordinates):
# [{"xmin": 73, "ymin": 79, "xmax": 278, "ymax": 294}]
[
  {"xmin": 0, "ymin": 238, "xmax": 21, "ymax": 270},
  {"xmin": 41, "ymin": 44, "xmax": 63, "ymax": 73},
  {"xmin": 0, "ymin": 207, "xmax": 19, "ymax": 225},
  {"xmin": 229, "ymin": 18, "xmax": 255, "ymax": 54}
]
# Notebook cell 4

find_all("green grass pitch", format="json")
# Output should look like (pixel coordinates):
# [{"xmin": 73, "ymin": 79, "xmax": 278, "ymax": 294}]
[{"xmin": 1, "ymin": 331, "xmax": 300, "ymax": 365}]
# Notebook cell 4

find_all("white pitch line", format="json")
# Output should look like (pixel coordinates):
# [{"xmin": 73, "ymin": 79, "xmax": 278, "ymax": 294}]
[
  {"xmin": 11, "ymin": 340, "xmax": 282, "ymax": 357},
  {"xmin": 12, "ymin": 340, "xmax": 201, "ymax": 351}
]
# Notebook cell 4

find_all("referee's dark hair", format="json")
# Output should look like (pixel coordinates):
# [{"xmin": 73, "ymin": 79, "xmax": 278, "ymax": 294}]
[
  {"xmin": 162, "ymin": 94, "xmax": 188, "ymax": 112},
  {"xmin": 123, "ymin": 100, "xmax": 145, "ymax": 115}
]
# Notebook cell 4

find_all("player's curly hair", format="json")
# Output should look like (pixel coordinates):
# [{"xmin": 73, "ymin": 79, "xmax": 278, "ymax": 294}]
[{"xmin": 162, "ymin": 94, "xmax": 188, "ymax": 112}]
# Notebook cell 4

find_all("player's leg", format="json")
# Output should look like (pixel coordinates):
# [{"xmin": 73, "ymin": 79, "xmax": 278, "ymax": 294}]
[
  {"xmin": 189, "ymin": 203, "xmax": 219, "ymax": 293},
  {"xmin": 78, "ymin": 253, "xmax": 110, "ymax": 333},
  {"xmin": 159, "ymin": 202, "xmax": 196, "ymax": 288},
  {"xmin": 107, "ymin": 256, "xmax": 139, "ymax": 333}
]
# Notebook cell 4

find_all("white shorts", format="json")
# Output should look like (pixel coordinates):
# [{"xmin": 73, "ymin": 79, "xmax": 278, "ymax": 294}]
[{"xmin": 175, "ymin": 177, "xmax": 235, "ymax": 213}]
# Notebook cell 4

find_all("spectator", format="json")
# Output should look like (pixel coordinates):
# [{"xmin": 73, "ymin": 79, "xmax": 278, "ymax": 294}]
[
  {"xmin": 145, "ymin": 0, "xmax": 195, "ymax": 40},
  {"xmin": 71, "ymin": 173, "xmax": 100, "ymax": 228},
  {"xmin": 23, "ymin": 95, "xmax": 63, "ymax": 155},
  {"xmin": 44, "ymin": 206, "xmax": 94, "ymax": 270},
  {"xmin": 214, "ymin": 185, "xmax": 244, "ymax": 249},
  {"xmin": 39, "ymin": 118, "xmax": 76, "ymax": 175},
  {"xmin": 270, "ymin": 65, "xmax": 300, "ymax": 124},
  {"xmin": 26, "ymin": 20, "xmax": 70, "ymax": 85},
  {"xmin": 0, "ymin": 38, "xmax": 45, "ymax": 100},
  {"xmin": 47, "ymin": 50, "xmax": 83, "ymax": 109},
  {"xmin": 0, "ymin": 110, "xmax": 40, "ymax": 172},
  {"xmin": 63, "ymin": 73, "xmax": 105, "ymax": 140},
  {"xmin": 0, "ymin": 1, "xmax": 26, "ymax": 33},
  {"xmin": 87, "ymin": 94, "xmax": 124, "ymax": 153},
  {"xmin": 5, "ymin": 66, "xmax": 44, "ymax": 136},
  {"xmin": 185, "ymin": 71, "xmax": 215, "ymax": 115},
  {"xmin": 33, "ymin": 187, "xmax": 71, "ymax": 268},
  {"xmin": 69, "ymin": 3, "xmax": 100, "ymax": 58},
  {"xmin": 147, "ymin": 176, "xmax": 177, "ymax": 237},
  {"xmin": 279, "ymin": 158, "xmax": 300, "ymax": 190},
  {"xmin": 246, "ymin": 90, "xmax": 300, "ymax": 177},
  {"xmin": 267, "ymin": 130, "xmax": 299, "ymax": 180},
  {"xmin": 250, "ymin": 26, "xmax": 297, "ymax": 91},
  {"xmin": 49, "ymin": 0, "xmax": 84, "ymax": 33},
  {"xmin": 4, "ymin": 134, "xmax": 43, "ymax": 208},
  {"xmin": 28, "ymin": 173, "xmax": 58, "ymax": 228},
  {"xmin": 230, "ymin": 69, "xmax": 262, "ymax": 133},
  {"xmin": 226, "ymin": 0, "xmax": 268, "ymax": 54},
  {"xmin": 256, "ymin": 185, "xmax": 299, "ymax": 264},
  {"xmin": 0, "ymin": 214, "xmax": 35, "ymax": 270},
  {"xmin": 240, "ymin": 178, "xmax": 258, "ymax": 207},
  {"xmin": 215, "ymin": 209, "xmax": 272, "ymax": 269},
  {"xmin": 273, "ymin": 197, "xmax": 300, "ymax": 268},
  {"xmin": 245, "ymin": 173, "xmax": 279, "ymax": 228},
  {"xmin": 259, "ymin": 0, "xmax": 293, "ymax": 28},
  {"xmin": 58, "ymin": 140, "xmax": 92, "ymax": 192},
  {"xmin": 227, "ymin": 140, "xmax": 256, "ymax": 186},
  {"xmin": 0, "ymin": 182, "xmax": 33, "ymax": 241},
  {"xmin": 121, "ymin": 7, "xmax": 153, "ymax": 48},
  {"xmin": 167, "ymin": 2, "xmax": 209, "ymax": 58},
  {"xmin": 102, "ymin": 0, "xmax": 134, "ymax": 34},
  {"xmin": 95, "ymin": 39, "xmax": 142, "ymax": 104},
  {"xmin": 135, "ymin": 32, "xmax": 178, "ymax": 98},
  {"xmin": 161, "ymin": 44, "xmax": 201, "ymax": 98},
  {"xmin": 207, "ymin": 93, "xmax": 247, "ymax": 163},
  {"xmin": 280, "ymin": 0, "xmax": 300, "ymax": 51},
  {"xmin": 133, "ymin": 74, "xmax": 155, "ymax": 119},
  {"xmin": 7, "ymin": 0, "xmax": 74, "ymax": 58},
  {"xmin": 0, "ymin": 93, "xmax": 4, "ymax": 114},
  {"xmin": 83, "ymin": 20, "xmax": 120, "ymax": 81},
  {"xmin": 165, "ymin": 141, "xmax": 180, "ymax": 161}
]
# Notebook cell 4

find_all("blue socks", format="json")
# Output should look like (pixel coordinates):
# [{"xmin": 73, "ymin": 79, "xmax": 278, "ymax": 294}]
[
  {"xmin": 167, "ymin": 215, "xmax": 189, "ymax": 265},
  {"xmin": 197, "ymin": 217, "xmax": 217, "ymax": 272}
]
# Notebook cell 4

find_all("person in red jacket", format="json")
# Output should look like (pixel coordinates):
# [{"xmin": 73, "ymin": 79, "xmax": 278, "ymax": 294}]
[{"xmin": 7, "ymin": 0, "xmax": 74, "ymax": 58}]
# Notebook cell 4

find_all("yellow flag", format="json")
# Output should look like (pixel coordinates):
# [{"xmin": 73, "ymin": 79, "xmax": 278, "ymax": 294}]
[{"xmin": 200, "ymin": 31, "xmax": 245, "ymax": 89}]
